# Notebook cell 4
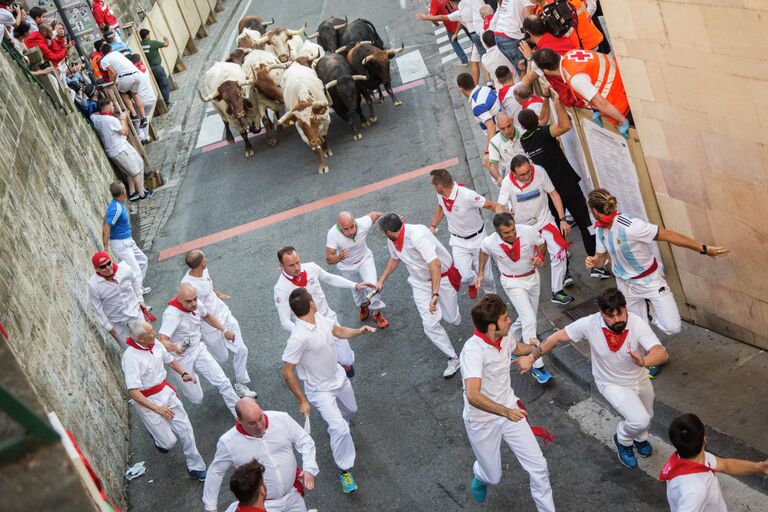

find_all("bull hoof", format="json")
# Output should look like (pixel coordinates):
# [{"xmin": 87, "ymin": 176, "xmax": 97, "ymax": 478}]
[
  {"xmin": 244, "ymin": 150, "xmax": 254, "ymax": 157},
  {"xmin": 267, "ymin": 137, "xmax": 278, "ymax": 148},
  {"xmin": 318, "ymin": 166, "xmax": 329, "ymax": 174},
  {"xmin": 393, "ymin": 100, "xmax": 402, "ymax": 107},
  {"xmin": 361, "ymin": 121, "xmax": 370, "ymax": 128},
  {"xmin": 226, "ymin": 139, "xmax": 235, "ymax": 145},
  {"xmin": 324, "ymin": 149, "xmax": 334, "ymax": 157},
  {"xmin": 370, "ymin": 115, "xmax": 378, "ymax": 123},
  {"xmin": 353, "ymin": 133, "xmax": 362, "ymax": 141}
]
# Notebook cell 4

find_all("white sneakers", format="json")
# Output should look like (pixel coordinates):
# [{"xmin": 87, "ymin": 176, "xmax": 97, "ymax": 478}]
[
  {"xmin": 443, "ymin": 357, "xmax": 460, "ymax": 378},
  {"xmin": 233, "ymin": 382, "xmax": 257, "ymax": 398}
]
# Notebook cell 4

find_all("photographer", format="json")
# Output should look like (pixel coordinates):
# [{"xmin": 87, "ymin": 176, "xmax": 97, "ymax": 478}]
[{"xmin": 0, "ymin": 2, "xmax": 23, "ymax": 40}]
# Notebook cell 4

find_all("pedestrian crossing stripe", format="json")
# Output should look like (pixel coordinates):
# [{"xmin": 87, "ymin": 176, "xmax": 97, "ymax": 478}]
[{"xmin": 434, "ymin": 27, "xmax": 472, "ymax": 64}]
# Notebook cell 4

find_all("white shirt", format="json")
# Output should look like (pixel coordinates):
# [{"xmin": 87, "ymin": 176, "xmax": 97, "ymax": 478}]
[
  {"xmin": 326, "ymin": 215, "xmax": 375, "ymax": 271},
  {"xmin": 595, "ymin": 214, "xmax": 661, "ymax": 287},
  {"xmin": 282, "ymin": 313, "xmax": 346, "ymax": 391},
  {"xmin": 181, "ymin": 269, "xmax": 229, "ymax": 330},
  {"xmin": 135, "ymin": 69, "xmax": 156, "ymax": 104},
  {"xmin": 202, "ymin": 411, "xmax": 319, "ymax": 510},
  {"xmin": 488, "ymin": 129, "xmax": 524, "ymax": 177},
  {"xmin": 446, "ymin": 0, "xmax": 485, "ymax": 34},
  {"xmin": 91, "ymin": 114, "xmax": 129, "ymax": 157},
  {"xmin": 121, "ymin": 340, "xmax": 173, "ymax": 390},
  {"xmin": 99, "ymin": 50, "xmax": 138, "ymax": 77},
  {"xmin": 666, "ymin": 452, "xmax": 725, "ymax": 512},
  {"xmin": 564, "ymin": 312, "xmax": 662, "ymax": 386},
  {"xmin": 387, "ymin": 224, "xmax": 453, "ymax": 283},
  {"xmin": 568, "ymin": 72, "xmax": 599, "ymax": 102},
  {"xmin": 481, "ymin": 227, "xmax": 543, "ymax": 277},
  {"xmin": 497, "ymin": 83, "xmax": 521, "ymax": 120},
  {"xmin": 460, "ymin": 333, "xmax": 520, "ymax": 422},
  {"xmin": 0, "ymin": 7, "xmax": 14, "ymax": 31},
  {"xmin": 88, "ymin": 265, "xmax": 142, "ymax": 332},
  {"xmin": 436, "ymin": 183, "xmax": 486, "ymax": 240},
  {"xmin": 158, "ymin": 301, "xmax": 209, "ymax": 352},
  {"xmin": 497, "ymin": 164, "xmax": 556, "ymax": 231},
  {"xmin": 490, "ymin": 0, "xmax": 534, "ymax": 39},
  {"xmin": 273, "ymin": 262, "xmax": 355, "ymax": 333},
  {"xmin": 481, "ymin": 46, "xmax": 514, "ymax": 90}
]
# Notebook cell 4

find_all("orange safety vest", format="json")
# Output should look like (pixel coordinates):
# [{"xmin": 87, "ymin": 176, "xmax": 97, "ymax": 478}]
[
  {"xmin": 559, "ymin": 49, "xmax": 629, "ymax": 121},
  {"xmin": 569, "ymin": 0, "xmax": 603, "ymax": 50}
]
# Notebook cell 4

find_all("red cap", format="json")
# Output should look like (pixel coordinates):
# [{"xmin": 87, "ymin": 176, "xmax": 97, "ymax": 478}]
[{"xmin": 92, "ymin": 251, "xmax": 110, "ymax": 267}]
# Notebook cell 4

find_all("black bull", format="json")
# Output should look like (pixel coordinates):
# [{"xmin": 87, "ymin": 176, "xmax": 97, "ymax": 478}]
[
  {"xmin": 340, "ymin": 18, "xmax": 385, "ymax": 49},
  {"xmin": 315, "ymin": 53, "xmax": 374, "ymax": 140},
  {"xmin": 347, "ymin": 43, "xmax": 405, "ymax": 107}
]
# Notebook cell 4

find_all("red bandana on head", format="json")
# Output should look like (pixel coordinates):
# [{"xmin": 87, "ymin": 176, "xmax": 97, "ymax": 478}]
[
  {"xmin": 168, "ymin": 297, "xmax": 196, "ymax": 316},
  {"xmin": 284, "ymin": 270, "xmax": 307, "ymax": 287},
  {"xmin": 659, "ymin": 452, "xmax": 715, "ymax": 481},
  {"xmin": 594, "ymin": 211, "xmax": 619, "ymax": 229},
  {"xmin": 235, "ymin": 414, "xmax": 269, "ymax": 437},
  {"xmin": 126, "ymin": 336, "xmax": 154, "ymax": 353},
  {"xmin": 601, "ymin": 327, "xmax": 629, "ymax": 352},
  {"xmin": 474, "ymin": 329, "xmax": 502, "ymax": 351},
  {"xmin": 499, "ymin": 238, "xmax": 521, "ymax": 262},
  {"xmin": 509, "ymin": 164, "xmax": 535, "ymax": 190},
  {"xmin": 393, "ymin": 224, "xmax": 406, "ymax": 252}
]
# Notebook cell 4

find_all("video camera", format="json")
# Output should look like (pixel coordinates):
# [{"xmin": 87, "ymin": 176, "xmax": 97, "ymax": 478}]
[{"xmin": 539, "ymin": 0, "xmax": 577, "ymax": 38}]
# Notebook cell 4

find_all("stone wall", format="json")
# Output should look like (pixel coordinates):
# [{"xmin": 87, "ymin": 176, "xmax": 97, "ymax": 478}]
[
  {"xmin": 601, "ymin": 0, "xmax": 768, "ymax": 350},
  {"xmin": 0, "ymin": 50, "xmax": 128, "ymax": 507}
]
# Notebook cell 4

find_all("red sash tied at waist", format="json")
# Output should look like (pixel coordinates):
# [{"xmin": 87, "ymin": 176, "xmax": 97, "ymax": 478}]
[
  {"xmin": 540, "ymin": 223, "xmax": 572, "ymax": 261},
  {"xmin": 140, "ymin": 380, "xmax": 176, "ymax": 398},
  {"xmin": 630, "ymin": 258, "xmax": 658, "ymax": 280},
  {"xmin": 441, "ymin": 264, "xmax": 462, "ymax": 292},
  {"xmin": 502, "ymin": 269, "xmax": 535, "ymax": 279},
  {"xmin": 517, "ymin": 400, "xmax": 556, "ymax": 445}
]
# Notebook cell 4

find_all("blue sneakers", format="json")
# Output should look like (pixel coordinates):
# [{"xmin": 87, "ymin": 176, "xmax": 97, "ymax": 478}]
[
  {"xmin": 343, "ymin": 365, "xmax": 355, "ymax": 378},
  {"xmin": 613, "ymin": 435, "xmax": 638, "ymax": 468},
  {"xmin": 648, "ymin": 366, "xmax": 661, "ymax": 378},
  {"xmin": 340, "ymin": 470, "xmax": 358, "ymax": 493},
  {"xmin": 188, "ymin": 469, "xmax": 207, "ymax": 481},
  {"xmin": 634, "ymin": 440, "xmax": 653, "ymax": 457},
  {"xmin": 531, "ymin": 367, "xmax": 554, "ymax": 384},
  {"xmin": 471, "ymin": 475, "xmax": 487, "ymax": 503}
]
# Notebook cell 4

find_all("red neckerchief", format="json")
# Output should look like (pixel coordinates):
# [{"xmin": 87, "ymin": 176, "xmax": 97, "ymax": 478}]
[
  {"xmin": 99, "ymin": 262, "xmax": 119, "ymax": 283},
  {"xmin": 135, "ymin": 61, "xmax": 147, "ymax": 73},
  {"xmin": 509, "ymin": 165, "xmax": 536, "ymax": 191},
  {"xmin": 167, "ymin": 297, "xmax": 196, "ymax": 316},
  {"xmin": 283, "ymin": 270, "xmax": 307, "ymax": 287},
  {"xmin": 393, "ymin": 225, "xmax": 406, "ymax": 252},
  {"xmin": 98, "ymin": 111, "xmax": 116, "ymax": 117},
  {"xmin": 659, "ymin": 452, "xmax": 715, "ymax": 481},
  {"xmin": 522, "ymin": 96, "xmax": 543, "ymax": 109},
  {"xmin": 235, "ymin": 414, "xmax": 269, "ymax": 437},
  {"xmin": 499, "ymin": 237, "xmax": 521, "ymax": 262},
  {"xmin": 441, "ymin": 185, "xmax": 460, "ymax": 212},
  {"xmin": 594, "ymin": 211, "xmax": 619, "ymax": 229},
  {"xmin": 498, "ymin": 84, "xmax": 514, "ymax": 102},
  {"xmin": 236, "ymin": 506, "xmax": 266, "ymax": 512},
  {"xmin": 126, "ymin": 336, "xmax": 154, "ymax": 353},
  {"xmin": 601, "ymin": 327, "xmax": 629, "ymax": 352},
  {"xmin": 473, "ymin": 329, "xmax": 502, "ymax": 351}
]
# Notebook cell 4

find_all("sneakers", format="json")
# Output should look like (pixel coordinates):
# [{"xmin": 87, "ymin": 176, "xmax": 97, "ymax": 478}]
[
  {"xmin": 634, "ymin": 440, "xmax": 653, "ymax": 458},
  {"xmin": 342, "ymin": 365, "xmax": 355, "ymax": 378},
  {"xmin": 551, "ymin": 290, "xmax": 575, "ymax": 305},
  {"xmin": 471, "ymin": 475, "xmax": 487, "ymax": 503},
  {"xmin": 167, "ymin": 102, "xmax": 175, "ymax": 110},
  {"xmin": 613, "ymin": 434, "xmax": 638, "ymax": 468},
  {"xmin": 443, "ymin": 357, "xmax": 460, "ymax": 378},
  {"xmin": 188, "ymin": 469, "xmax": 207, "ymax": 481},
  {"xmin": 142, "ymin": 287, "xmax": 152, "ymax": 295},
  {"xmin": 359, "ymin": 302, "xmax": 370, "ymax": 321},
  {"xmin": 139, "ymin": 117, "xmax": 148, "ymax": 128},
  {"xmin": 141, "ymin": 189, "xmax": 154, "ymax": 200},
  {"xmin": 155, "ymin": 444, "xmax": 169, "ymax": 454},
  {"xmin": 339, "ymin": 470, "xmax": 358, "ymax": 493},
  {"xmin": 590, "ymin": 267, "xmax": 612, "ymax": 279},
  {"xmin": 531, "ymin": 367, "xmax": 554, "ymax": 384},
  {"xmin": 648, "ymin": 366, "xmax": 662, "ymax": 378},
  {"xmin": 372, "ymin": 310, "xmax": 389, "ymax": 329},
  {"xmin": 563, "ymin": 271, "xmax": 574, "ymax": 287},
  {"xmin": 467, "ymin": 284, "xmax": 478, "ymax": 299},
  {"xmin": 128, "ymin": 192, "xmax": 141, "ymax": 202},
  {"xmin": 233, "ymin": 382, "xmax": 257, "ymax": 398}
]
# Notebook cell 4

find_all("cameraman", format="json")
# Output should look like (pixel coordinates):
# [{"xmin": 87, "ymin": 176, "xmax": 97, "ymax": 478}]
[{"xmin": 0, "ymin": 2, "xmax": 24, "ymax": 40}]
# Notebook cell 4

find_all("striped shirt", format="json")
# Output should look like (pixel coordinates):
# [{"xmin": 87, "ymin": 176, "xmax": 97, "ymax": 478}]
[
  {"xmin": 105, "ymin": 199, "xmax": 132, "ymax": 240},
  {"xmin": 595, "ymin": 214, "xmax": 660, "ymax": 286},
  {"xmin": 470, "ymin": 85, "xmax": 501, "ymax": 131}
]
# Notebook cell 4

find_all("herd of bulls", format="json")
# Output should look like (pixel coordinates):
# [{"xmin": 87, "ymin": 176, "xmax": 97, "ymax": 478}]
[{"xmin": 199, "ymin": 16, "xmax": 405, "ymax": 173}]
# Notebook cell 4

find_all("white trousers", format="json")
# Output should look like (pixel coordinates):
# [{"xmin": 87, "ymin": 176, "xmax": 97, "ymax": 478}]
[
  {"xmin": 617, "ymin": 277, "xmax": 682, "ymax": 335},
  {"xmin": 133, "ymin": 100, "xmax": 155, "ymax": 140},
  {"xmin": 305, "ymin": 378, "xmax": 357, "ymax": 471},
  {"xmin": 132, "ymin": 386, "xmax": 206, "ymax": 471},
  {"xmin": 597, "ymin": 377, "xmax": 655, "ymax": 446},
  {"xmin": 113, "ymin": 314, "xmax": 141, "ymax": 345},
  {"xmin": 452, "ymin": 243, "xmax": 496, "ymax": 294},
  {"xmin": 110, "ymin": 238, "xmax": 148, "ymax": 289},
  {"xmin": 409, "ymin": 275, "xmax": 460, "ymax": 359},
  {"xmin": 464, "ymin": 416, "xmax": 555, "ymax": 512},
  {"xmin": 340, "ymin": 254, "xmax": 385, "ymax": 310},
  {"xmin": 266, "ymin": 488, "xmax": 307, "ymax": 512},
  {"xmin": 502, "ymin": 273, "xmax": 543, "ymax": 369},
  {"xmin": 541, "ymin": 228, "xmax": 567, "ymax": 293},
  {"xmin": 323, "ymin": 308, "xmax": 355, "ymax": 367},
  {"xmin": 202, "ymin": 309, "xmax": 251, "ymax": 384},
  {"xmin": 171, "ymin": 343, "xmax": 239, "ymax": 417}
]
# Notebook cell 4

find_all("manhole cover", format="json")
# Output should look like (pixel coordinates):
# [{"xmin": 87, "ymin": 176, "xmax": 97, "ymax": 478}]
[{"xmin": 563, "ymin": 297, "xmax": 600, "ymax": 321}]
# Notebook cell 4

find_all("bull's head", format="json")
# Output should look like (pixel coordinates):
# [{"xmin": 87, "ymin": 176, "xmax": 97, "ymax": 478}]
[
  {"xmin": 226, "ymin": 48, "xmax": 252, "ymax": 65},
  {"xmin": 361, "ymin": 44, "xmax": 404, "ymax": 82},
  {"xmin": 277, "ymin": 99, "xmax": 329, "ymax": 150},
  {"xmin": 211, "ymin": 80, "xmax": 251, "ymax": 118},
  {"xmin": 267, "ymin": 24, "xmax": 307, "ymax": 62},
  {"xmin": 325, "ymin": 75, "xmax": 367, "ymax": 109}
]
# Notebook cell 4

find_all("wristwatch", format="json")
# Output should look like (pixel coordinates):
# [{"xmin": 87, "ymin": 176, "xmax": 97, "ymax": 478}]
[{"xmin": 699, "ymin": 244, "xmax": 708, "ymax": 255}]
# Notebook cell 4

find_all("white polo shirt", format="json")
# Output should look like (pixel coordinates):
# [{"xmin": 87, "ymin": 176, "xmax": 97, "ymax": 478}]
[
  {"xmin": 595, "ymin": 214, "xmax": 662, "ymax": 287},
  {"xmin": 274, "ymin": 262, "xmax": 355, "ymax": 333},
  {"xmin": 181, "ymin": 269, "xmax": 229, "ymax": 333},
  {"xmin": 387, "ymin": 224, "xmax": 453, "ymax": 283},
  {"xmin": 282, "ymin": 313, "xmax": 346, "ymax": 391},
  {"xmin": 490, "ymin": 0, "xmax": 534, "ymax": 39},
  {"xmin": 99, "ymin": 50, "xmax": 137, "ymax": 77},
  {"xmin": 488, "ymin": 129, "xmax": 524, "ymax": 177},
  {"xmin": 481, "ymin": 227, "xmax": 543, "ymax": 277},
  {"xmin": 437, "ymin": 183, "xmax": 486, "ymax": 240},
  {"xmin": 446, "ymin": 0, "xmax": 484, "ymax": 34},
  {"xmin": 158, "ymin": 300, "xmax": 209, "ymax": 352},
  {"xmin": 564, "ymin": 312, "xmax": 662, "ymax": 386},
  {"xmin": 202, "ymin": 411, "xmax": 319, "ymax": 510},
  {"xmin": 326, "ymin": 215, "xmax": 375, "ymax": 271},
  {"xmin": 665, "ymin": 452, "xmax": 725, "ymax": 512},
  {"xmin": 91, "ymin": 114, "xmax": 129, "ymax": 157},
  {"xmin": 497, "ymin": 164, "xmax": 556, "ymax": 231},
  {"xmin": 121, "ymin": 340, "xmax": 173, "ymax": 390},
  {"xmin": 460, "ymin": 332, "xmax": 519, "ymax": 422},
  {"xmin": 87, "ymin": 264, "xmax": 142, "ymax": 332}
]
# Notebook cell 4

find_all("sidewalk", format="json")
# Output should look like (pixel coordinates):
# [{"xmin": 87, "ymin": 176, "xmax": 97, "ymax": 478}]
[{"xmin": 443, "ymin": 59, "xmax": 768, "ymax": 493}]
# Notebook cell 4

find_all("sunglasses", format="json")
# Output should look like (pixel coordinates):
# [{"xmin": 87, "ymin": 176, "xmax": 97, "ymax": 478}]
[{"xmin": 96, "ymin": 261, "xmax": 112, "ymax": 269}]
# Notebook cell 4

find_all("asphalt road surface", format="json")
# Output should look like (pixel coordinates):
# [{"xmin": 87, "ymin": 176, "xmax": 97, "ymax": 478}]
[{"xmin": 127, "ymin": 1, "xmax": 669, "ymax": 510}]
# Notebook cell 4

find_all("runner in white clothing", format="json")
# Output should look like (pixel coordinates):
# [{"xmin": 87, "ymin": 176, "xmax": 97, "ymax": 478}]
[
  {"xmin": 203, "ymin": 398, "xmax": 318, "ymax": 512},
  {"xmin": 88, "ymin": 251, "xmax": 145, "ymax": 345},
  {"xmin": 222, "ymin": 460, "xmax": 268, "ymax": 512},
  {"xmin": 274, "ymin": 246, "xmax": 375, "ymax": 377},
  {"xmin": 429, "ymin": 168, "xmax": 500, "ymax": 300},
  {"xmin": 158, "ymin": 283, "xmax": 240, "ymax": 417},
  {"xmin": 487, "ymin": 111, "xmax": 523, "ymax": 188},
  {"xmin": 182, "ymin": 250, "xmax": 256, "ymax": 399},
  {"xmin": 281, "ymin": 288, "xmax": 375, "ymax": 494},
  {"xmin": 517, "ymin": 288, "xmax": 669, "ymax": 469},
  {"xmin": 121, "ymin": 321, "xmax": 207, "ymax": 480},
  {"xmin": 476, "ymin": 213, "xmax": 554, "ymax": 384},
  {"xmin": 326, "ymin": 211, "xmax": 389, "ymax": 329},
  {"xmin": 376, "ymin": 214, "xmax": 463, "ymax": 378},
  {"xmin": 661, "ymin": 413, "xmax": 768, "ymax": 512},
  {"xmin": 497, "ymin": 155, "xmax": 574, "ymax": 305},
  {"xmin": 460, "ymin": 295, "xmax": 554, "ymax": 509}
]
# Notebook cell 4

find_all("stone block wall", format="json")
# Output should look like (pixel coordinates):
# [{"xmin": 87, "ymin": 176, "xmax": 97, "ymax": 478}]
[
  {"xmin": 601, "ymin": 0, "xmax": 768, "ymax": 349},
  {"xmin": 0, "ymin": 51, "xmax": 128, "ymax": 507}
]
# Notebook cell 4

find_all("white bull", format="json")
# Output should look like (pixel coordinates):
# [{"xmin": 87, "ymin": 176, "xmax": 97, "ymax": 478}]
[
  {"xmin": 242, "ymin": 49, "xmax": 288, "ymax": 148},
  {"xmin": 287, "ymin": 35, "xmax": 325, "ymax": 63},
  {"xmin": 236, "ymin": 28, "xmax": 266, "ymax": 50}
]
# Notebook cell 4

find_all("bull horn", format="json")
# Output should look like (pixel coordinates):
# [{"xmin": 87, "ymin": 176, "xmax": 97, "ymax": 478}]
[
  {"xmin": 386, "ymin": 43, "xmax": 405, "ymax": 57},
  {"xmin": 334, "ymin": 45, "xmax": 347, "ymax": 54},
  {"xmin": 286, "ymin": 22, "xmax": 307, "ymax": 37},
  {"xmin": 306, "ymin": 30, "xmax": 319, "ymax": 39},
  {"xmin": 264, "ymin": 17, "xmax": 275, "ymax": 26},
  {"xmin": 267, "ymin": 63, "xmax": 288, "ymax": 71},
  {"xmin": 276, "ymin": 111, "xmax": 294, "ymax": 125},
  {"xmin": 357, "ymin": 40, "xmax": 372, "ymax": 46},
  {"xmin": 352, "ymin": 74, "xmax": 368, "ymax": 81},
  {"xmin": 198, "ymin": 89, "xmax": 219, "ymax": 102},
  {"xmin": 362, "ymin": 55, "xmax": 374, "ymax": 65},
  {"xmin": 334, "ymin": 16, "xmax": 347, "ymax": 30},
  {"xmin": 254, "ymin": 35, "xmax": 270, "ymax": 45},
  {"xmin": 238, "ymin": 79, "xmax": 253, "ymax": 87},
  {"xmin": 313, "ymin": 100, "xmax": 329, "ymax": 108},
  {"xmin": 324, "ymin": 79, "xmax": 339, "ymax": 90}
]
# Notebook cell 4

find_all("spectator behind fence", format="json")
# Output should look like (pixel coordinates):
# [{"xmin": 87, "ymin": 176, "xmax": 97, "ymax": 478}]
[
  {"xmin": 92, "ymin": 0, "xmax": 122, "ymax": 39},
  {"xmin": 489, "ymin": 0, "xmax": 535, "ymax": 75},
  {"xmin": 493, "ymin": 65, "xmax": 520, "ymax": 119},
  {"xmin": 25, "ymin": 6, "xmax": 44, "ymax": 33},
  {"xmin": 480, "ymin": 30, "xmax": 513, "ymax": 90},
  {"xmin": 103, "ymin": 28, "xmax": 128, "ymax": 53},
  {"xmin": 100, "ymin": 42, "xmax": 148, "ymax": 128},
  {"xmin": 0, "ymin": 2, "xmax": 24, "ymax": 40},
  {"xmin": 76, "ymin": 83, "xmax": 100, "ymax": 122},
  {"xmin": 91, "ymin": 98, "xmax": 153, "ymax": 202},
  {"xmin": 91, "ymin": 38, "xmax": 106, "ymax": 82},
  {"xmin": 24, "ymin": 22, "xmax": 69, "ymax": 67},
  {"xmin": 139, "ymin": 28, "xmax": 173, "ymax": 107},
  {"xmin": 457, "ymin": 72, "xmax": 499, "ymax": 169},
  {"xmin": 128, "ymin": 53, "xmax": 156, "ymax": 144}
]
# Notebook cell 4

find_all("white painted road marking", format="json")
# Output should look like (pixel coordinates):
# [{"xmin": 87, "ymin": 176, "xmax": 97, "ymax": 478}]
[
  {"xmin": 395, "ymin": 50, "xmax": 430, "ymax": 83},
  {"xmin": 195, "ymin": 112, "xmax": 225, "ymax": 149}
]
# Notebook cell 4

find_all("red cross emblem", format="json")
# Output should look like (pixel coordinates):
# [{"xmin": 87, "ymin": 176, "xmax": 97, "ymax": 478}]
[{"xmin": 569, "ymin": 50, "xmax": 594, "ymax": 62}]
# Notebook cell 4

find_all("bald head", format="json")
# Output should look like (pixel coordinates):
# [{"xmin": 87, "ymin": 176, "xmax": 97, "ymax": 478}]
[
  {"xmin": 336, "ymin": 211, "xmax": 358, "ymax": 239},
  {"xmin": 185, "ymin": 249, "xmax": 205, "ymax": 269},
  {"xmin": 235, "ymin": 398, "xmax": 268, "ymax": 437},
  {"xmin": 496, "ymin": 111, "xmax": 515, "ymax": 137},
  {"xmin": 178, "ymin": 283, "xmax": 199, "ymax": 311}
]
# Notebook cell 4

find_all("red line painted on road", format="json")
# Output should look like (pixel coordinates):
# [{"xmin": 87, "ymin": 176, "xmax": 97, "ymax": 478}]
[
  {"xmin": 199, "ymin": 78, "xmax": 427, "ymax": 154},
  {"xmin": 158, "ymin": 156, "xmax": 459, "ymax": 261}
]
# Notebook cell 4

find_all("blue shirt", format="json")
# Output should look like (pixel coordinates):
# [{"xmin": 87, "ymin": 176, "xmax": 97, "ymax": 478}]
[{"xmin": 105, "ymin": 199, "xmax": 131, "ymax": 240}]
